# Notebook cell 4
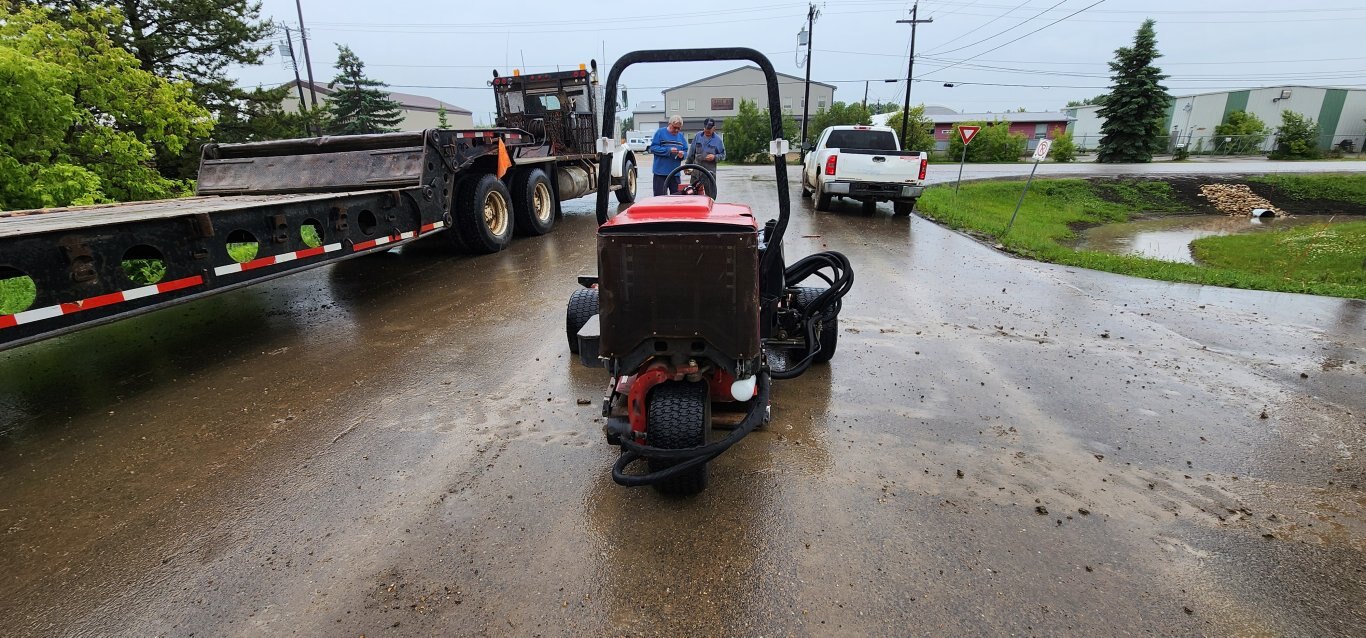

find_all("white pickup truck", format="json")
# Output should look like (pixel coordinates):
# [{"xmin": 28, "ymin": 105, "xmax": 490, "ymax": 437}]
[{"xmin": 801, "ymin": 125, "xmax": 928, "ymax": 214}]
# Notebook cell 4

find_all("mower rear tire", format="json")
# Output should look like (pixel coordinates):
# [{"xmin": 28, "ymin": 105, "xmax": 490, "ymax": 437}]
[
  {"xmin": 646, "ymin": 381, "xmax": 711, "ymax": 496},
  {"xmin": 566, "ymin": 287, "xmax": 598, "ymax": 354},
  {"xmin": 794, "ymin": 286, "xmax": 839, "ymax": 363}
]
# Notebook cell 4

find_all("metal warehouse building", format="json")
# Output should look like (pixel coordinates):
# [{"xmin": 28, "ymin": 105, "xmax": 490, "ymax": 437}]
[{"xmin": 1065, "ymin": 86, "xmax": 1366, "ymax": 154}]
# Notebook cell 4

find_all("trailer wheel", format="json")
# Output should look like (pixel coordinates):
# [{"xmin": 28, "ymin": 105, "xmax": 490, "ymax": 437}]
[
  {"xmin": 893, "ymin": 199, "xmax": 917, "ymax": 215},
  {"xmin": 647, "ymin": 381, "xmax": 710, "ymax": 496},
  {"xmin": 565, "ymin": 287, "xmax": 598, "ymax": 354},
  {"xmin": 794, "ymin": 286, "xmax": 838, "ymax": 363},
  {"xmin": 512, "ymin": 168, "xmax": 555, "ymax": 236},
  {"xmin": 615, "ymin": 158, "xmax": 637, "ymax": 204},
  {"xmin": 454, "ymin": 173, "xmax": 514, "ymax": 254}
]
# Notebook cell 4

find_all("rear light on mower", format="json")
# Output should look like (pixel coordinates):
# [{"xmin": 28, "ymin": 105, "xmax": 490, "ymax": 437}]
[
  {"xmin": 919, "ymin": 157, "xmax": 928, "ymax": 181},
  {"xmin": 825, "ymin": 154, "xmax": 838, "ymax": 176}
]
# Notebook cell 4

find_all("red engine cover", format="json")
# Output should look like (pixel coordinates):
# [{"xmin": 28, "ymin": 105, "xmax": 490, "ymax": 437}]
[{"xmin": 601, "ymin": 195, "xmax": 758, "ymax": 231}]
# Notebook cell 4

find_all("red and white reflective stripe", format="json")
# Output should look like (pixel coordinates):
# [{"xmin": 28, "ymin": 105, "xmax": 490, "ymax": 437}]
[
  {"xmin": 0, "ymin": 275, "xmax": 204, "ymax": 330},
  {"xmin": 214, "ymin": 243, "xmax": 343, "ymax": 276},
  {"xmin": 351, "ymin": 220, "xmax": 446, "ymax": 252},
  {"xmin": 454, "ymin": 131, "xmax": 522, "ymax": 141}
]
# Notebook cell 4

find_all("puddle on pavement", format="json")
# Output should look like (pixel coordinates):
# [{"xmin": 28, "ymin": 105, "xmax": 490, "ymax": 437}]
[{"xmin": 1074, "ymin": 214, "xmax": 1349, "ymax": 264}]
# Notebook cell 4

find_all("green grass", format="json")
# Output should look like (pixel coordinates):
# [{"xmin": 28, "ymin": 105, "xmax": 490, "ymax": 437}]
[
  {"xmin": 1, "ymin": 275, "xmax": 37, "ymax": 315},
  {"xmin": 121, "ymin": 259, "xmax": 167, "ymax": 286},
  {"xmin": 227, "ymin": 242, "xmax": 259, "ymax": 263},
  {"xmin": 1191, "ymin": 222, "xmax": 1366, "ymax": 289},
  {"xmin": 1248, "ymin": 174, "xmax": 1366, "ymax": 206},
  {"xmin": 917, "ymin": 178, "xmax": 1366, "ymax": 299}
]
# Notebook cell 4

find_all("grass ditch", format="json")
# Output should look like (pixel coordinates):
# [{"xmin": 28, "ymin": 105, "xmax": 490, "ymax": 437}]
[{"xmin": 916, "ymin": 177, "xmax": 1366, "ymax": 299}]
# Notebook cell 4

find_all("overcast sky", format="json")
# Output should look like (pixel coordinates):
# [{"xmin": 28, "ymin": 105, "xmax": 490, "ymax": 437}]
[{"xmin": 231, "ymin": 0, "xmax": 1366, "ymax": 125}]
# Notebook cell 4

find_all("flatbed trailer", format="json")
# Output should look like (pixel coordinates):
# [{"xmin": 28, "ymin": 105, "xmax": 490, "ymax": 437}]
[{"xmin": 0, "ymin": 62, "xmax": 635, "ymax": 353}]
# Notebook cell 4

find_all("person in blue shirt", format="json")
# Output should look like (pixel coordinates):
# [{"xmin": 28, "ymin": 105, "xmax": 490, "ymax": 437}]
[
  {"xmin": 649, "ymin": 115, "xmax": 688, "ymax": 196},
  {"xmin": 685, "ymin": 117, "xmax": 726, "ymax": 198}
]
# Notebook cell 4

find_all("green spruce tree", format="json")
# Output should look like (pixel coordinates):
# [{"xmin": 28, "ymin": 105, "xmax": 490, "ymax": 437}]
[
  {"xmin": 437, "ymin": 105, "xmax": 449, "ymax": 128},
  {"xmin": 324, "ymin": 45, "xmax": 403, "ymax": 135},
  {"xmin": 1096, "ymin": 19, "xmax": 1170, "ymax": 163}
]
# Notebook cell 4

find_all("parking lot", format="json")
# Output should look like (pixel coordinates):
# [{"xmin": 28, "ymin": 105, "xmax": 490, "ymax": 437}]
[{"xmin": 1, "ymin": 162, "xmax": 1362, "ymax": 636}]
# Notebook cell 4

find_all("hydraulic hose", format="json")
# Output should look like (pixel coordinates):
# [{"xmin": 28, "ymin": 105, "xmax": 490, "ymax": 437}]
[
  {"xmin": 611, "ymin": 371, "xmax": 771, "ymax": 487},
  {"xmin": 772, "ymin": 250, "xmax": 854, "ymax": 379}
]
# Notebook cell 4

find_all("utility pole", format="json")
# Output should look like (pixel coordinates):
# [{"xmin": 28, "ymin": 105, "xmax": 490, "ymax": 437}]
[
  {"xmin": 282, "ymin": 26, "xmax": 313, "ymax": 136},
  {"xmin": 294, "ymin": 0, "xmax": 320, "ymax": 116},
  {"xmin": 896, "ymin": 3, "xmax": 933, "ymax": 145},
  {"xmin": 798, "ymin": 4, "xmax": 818, "ymax": 161},
  {"xmin": 863, "ymin": 80, "xmax": 869, "ymax": 109}
]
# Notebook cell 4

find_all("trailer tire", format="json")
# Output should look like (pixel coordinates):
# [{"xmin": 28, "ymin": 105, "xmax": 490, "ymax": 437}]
[
  {"xmin": 647, "ymin": 381, "xmax": 710, "ymax": 496},
  {"xmin": 566, "ymin": 287, "xmax": 598, "ymax": 354},
  {"xmin": 894, "ymin": 199, "xmax": 917, "ymax": 215},
  {"xmin": 512, "ymin": 168, "xmax": 556, "ymax": 236},
  {"xmin": 615, "ymin": 158, "xmax": 638, "ymax": 204},
  {"xmin": 794, "ymin": 286, "xmax": 838, "ymax": 363},
  {"xmin": 454, "ymin": 173, "xmax": 514, "ymax": 254}
]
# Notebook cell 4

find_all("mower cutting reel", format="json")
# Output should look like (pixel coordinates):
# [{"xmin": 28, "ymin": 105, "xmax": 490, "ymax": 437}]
[{"xmin": 565, "ymin": 48, "xmax": 854, "ymax": 495}]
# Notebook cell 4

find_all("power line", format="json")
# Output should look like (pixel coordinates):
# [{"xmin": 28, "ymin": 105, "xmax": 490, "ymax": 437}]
[
  {"xmin": 923, "ymin": 0, "xmax": 1049, "ymax": 56},
  {"xmin": 919, "ymin": 0, "xmax": 1109, "ymax": 76},
  {"xmin": 925, "ymin": 0, "xmax": 1065, "ymax": 57}
]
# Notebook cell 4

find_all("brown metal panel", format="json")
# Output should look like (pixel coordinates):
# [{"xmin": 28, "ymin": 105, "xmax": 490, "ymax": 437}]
[
  {"xmin": 0, "ymin": 191, "xmax": 395, "ymax": 237},
  {"xmin": 597, "ymin": 229, "xmax": 760, "ymax": 360},
  {"xmin": 196, "ymin": 147, "xmax": 425, "ymax": 195}
]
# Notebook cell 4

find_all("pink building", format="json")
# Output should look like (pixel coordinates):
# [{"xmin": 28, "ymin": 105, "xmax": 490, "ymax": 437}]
[{"xmin": 872, "ymin": 109, "xmax": 1074, "ymax": 152}]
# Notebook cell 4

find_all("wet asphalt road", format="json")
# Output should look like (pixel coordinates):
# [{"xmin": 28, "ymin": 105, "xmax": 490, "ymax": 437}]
[{"xmin": 1, "ymin": 161, "xmax": 1363, "ymax": 636}]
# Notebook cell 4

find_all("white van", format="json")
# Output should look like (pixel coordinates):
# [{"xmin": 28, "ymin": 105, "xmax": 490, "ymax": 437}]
[{"xmin": 625, "ymin": 136, "xmax": 650, "ymax": 152}]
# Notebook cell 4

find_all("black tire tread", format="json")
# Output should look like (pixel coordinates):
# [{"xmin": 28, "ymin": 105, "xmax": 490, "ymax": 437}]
[
  {"xmin": 894, "ymin": 199, "xmax": 916, "ymax": 215},
  {"xmin": 566, "ymin": 288, "xmax": 598, "ymax": 354},
  {"xmin": 615, "ymin": 158, "xmax": 637, "ymax": 204},
  {"xmin": 646, "ymin": 381, "xmax": 710, "ymax": 495},
  {"xmin": 512, "ymin": 168, "xmax": 555, "ymax": 236},
  {"xmin": 454, "ymin": 173, "xmax": 513, "ymax": 254}
]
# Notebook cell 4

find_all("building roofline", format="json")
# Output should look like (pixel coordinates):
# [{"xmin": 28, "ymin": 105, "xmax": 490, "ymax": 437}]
[
  {"xmin": 280, "ymin": 80, "xmax": 473, "ymax": 115},
  {"xmin": 663, "ymin": 65, "xmax": 836, "ymax": 93}
]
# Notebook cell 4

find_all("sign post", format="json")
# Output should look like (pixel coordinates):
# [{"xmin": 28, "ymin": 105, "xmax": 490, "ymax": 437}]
[
  {"xmin": 954, "ymin": 125, "xmax": 981, "ymax": 194},
  {"xmin": 1003, "ymin": 138, "xmax": 1051, "ymax": 237}
]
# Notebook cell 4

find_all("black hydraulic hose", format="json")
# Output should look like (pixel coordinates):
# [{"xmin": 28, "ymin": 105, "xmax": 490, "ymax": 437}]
[
  {"xmin": 611, "ymin": 371, "xmax": 771, "ymax": 487},
  {"xmin": 772, "ymin": 250, "xmax": 854, "ymax": 379}
]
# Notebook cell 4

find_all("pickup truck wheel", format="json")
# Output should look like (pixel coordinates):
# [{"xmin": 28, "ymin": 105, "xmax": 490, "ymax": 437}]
[
  {"xmin": 566, "ymin": 287, "xmax": 598, "ymax": 354},
  {"xmin": 861, "ymin": 200, "xmax": 878, "ymax": 215},
  {"xmin": 815, "ymin": 181, "xmax": 833, "ymax": 212},
  {"xmin": 647, "ymin": 381, "xmax": 711, "ymax": 496},
  {"xmin": 894, "ymin": 199, "xmax": 917, "ymax": 215},
  {"xmin": 615, "ymin": 158, "xmax": 637, "ymax": 204},
  {"xmin": 512, "ymin": 168, "xmax": 555, "ymax": 236},
  {"xmin": 454, "ymin": 173, "xmax": 514, "ymax": 254},
  {"xmin": 801, "ymin": 178, "xmax": 812, "ymax": 198}
]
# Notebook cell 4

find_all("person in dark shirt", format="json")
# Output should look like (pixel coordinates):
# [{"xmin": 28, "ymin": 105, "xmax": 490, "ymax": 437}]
[{"xmin": 685, "ymin": 117, "xmax": 726, "ymax": 198}]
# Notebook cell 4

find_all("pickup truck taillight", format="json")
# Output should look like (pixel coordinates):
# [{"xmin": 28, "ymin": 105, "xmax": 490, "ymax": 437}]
[
  {"xmin": 919, "ymin": 157, "xmax": 928, "ymax": 181},
  {"xmin": 825, "ymin": 154, "xmax": 838, "ymax": 176}
]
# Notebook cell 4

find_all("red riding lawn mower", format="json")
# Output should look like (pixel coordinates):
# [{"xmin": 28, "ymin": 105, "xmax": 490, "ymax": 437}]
[{"xmin": 566, "ymin": 48, "xmax": 853, "ymax": 495}]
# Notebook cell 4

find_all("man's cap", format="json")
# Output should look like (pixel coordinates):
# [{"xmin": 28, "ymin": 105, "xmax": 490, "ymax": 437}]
[{"xmin": 703, "ymin": 117, "xmax": 716, "ymax": 128}]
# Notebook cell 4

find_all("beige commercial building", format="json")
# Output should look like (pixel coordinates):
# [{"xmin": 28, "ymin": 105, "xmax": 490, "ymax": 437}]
[
  {"xmin": 281, "ymin": 80, "xmax": 474, "ymax": 131},
  {"xmin": 662, "ymin": 66, "xmax": 835, "ymax": 130}
]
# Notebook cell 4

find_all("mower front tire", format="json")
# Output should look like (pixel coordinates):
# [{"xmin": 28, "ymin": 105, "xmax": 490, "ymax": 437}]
[
  {"xmin": 566, "ymin": 288, "xmax": 598, "ymax": 354},
  {"xmin": 647, "ymin": 381, "xmax": 711, "ymax": 496},
  {"xmin": 794, "ymin": 286, "xmax": 839, "ymax": 363}
]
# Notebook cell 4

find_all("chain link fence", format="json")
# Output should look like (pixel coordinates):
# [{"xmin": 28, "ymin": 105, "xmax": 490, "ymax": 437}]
[{"xmin": 1069, "ymin": 132, "xmax": 1366, "ymax": 157}]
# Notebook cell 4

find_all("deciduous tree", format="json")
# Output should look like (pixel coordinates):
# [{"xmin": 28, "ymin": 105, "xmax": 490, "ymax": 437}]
[{"xmin": 0, "ymin": 6, "xmax": 211, "ymax": 209}]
